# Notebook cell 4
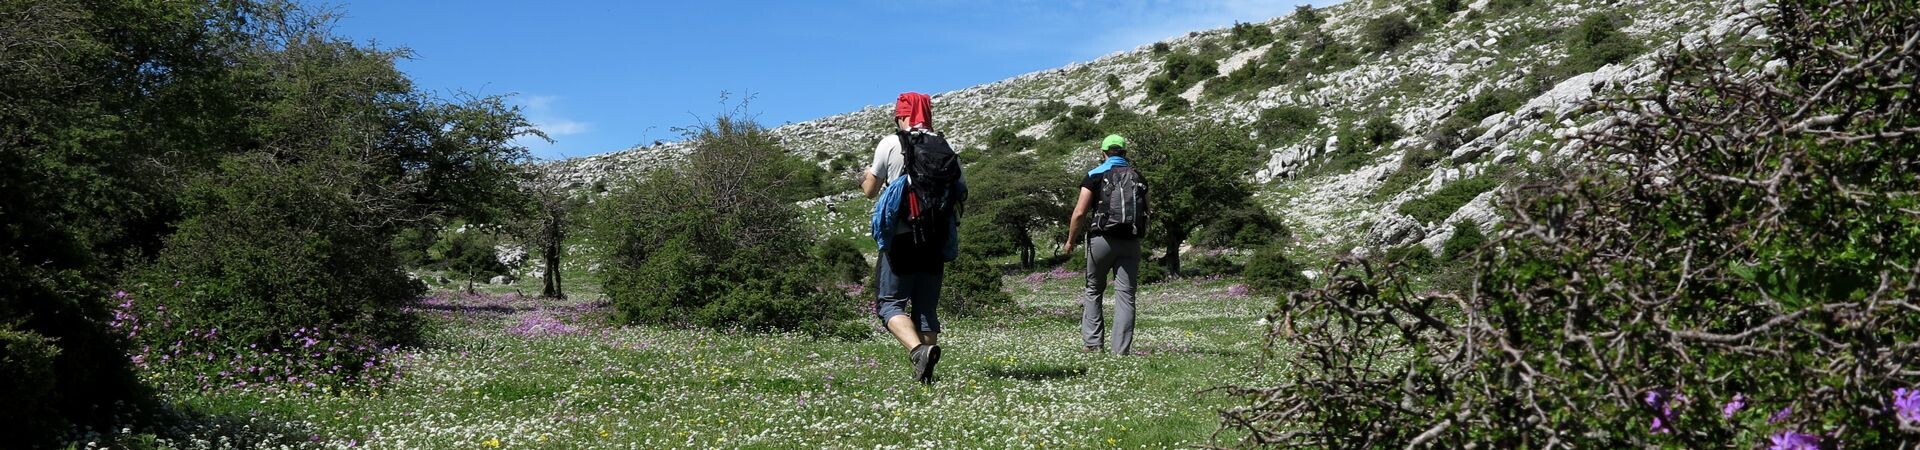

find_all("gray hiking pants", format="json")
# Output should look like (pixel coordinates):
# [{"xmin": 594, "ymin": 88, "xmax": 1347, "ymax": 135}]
[{"xmin": 1082, "ymin": 235, "xmax": 1141, "ymax": 354}]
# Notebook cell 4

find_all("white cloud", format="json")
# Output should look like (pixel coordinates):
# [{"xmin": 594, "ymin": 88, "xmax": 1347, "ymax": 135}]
[
  {"xmin": 511, "ymin": 94, "xmax": 593, "ymax": 157},
  {"xmin": 534, "ymin": 118, "xmax": 591, "ymax": 136}
]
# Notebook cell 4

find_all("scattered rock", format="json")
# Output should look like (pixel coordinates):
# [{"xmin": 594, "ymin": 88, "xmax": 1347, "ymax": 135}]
[{"xmin": 1366, "ymin": 214, "xmax": 1427, "ymax": 248}]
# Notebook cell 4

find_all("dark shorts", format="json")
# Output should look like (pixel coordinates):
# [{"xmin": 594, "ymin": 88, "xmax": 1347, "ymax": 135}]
[{"xmin": 875, "ymin": 237, "xmax": 944, "ymax": 333}]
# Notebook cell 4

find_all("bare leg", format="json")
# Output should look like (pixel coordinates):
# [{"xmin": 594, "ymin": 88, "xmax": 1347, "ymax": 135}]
[{"xmin": 885, "ymin": 315, "xmax": 923, "ymax": 351}]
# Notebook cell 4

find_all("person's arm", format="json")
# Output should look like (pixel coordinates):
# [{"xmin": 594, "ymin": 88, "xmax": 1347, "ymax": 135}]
[
  {"xmin": 861, "ymin": 171, "xmax": 882, "ymax": 199},
  {"xmin": 861, "ymin": 136, "xmax": 895, "ymax": 199},
  {"xmin": 1063, "ymin": 186, "xmax": 1095, "ymax": 254}
]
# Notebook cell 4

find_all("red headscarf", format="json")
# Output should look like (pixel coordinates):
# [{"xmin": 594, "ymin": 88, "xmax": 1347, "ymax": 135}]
[{"xmin": 895, "ymin": 92, "xmax": 933, "ymax": 130}]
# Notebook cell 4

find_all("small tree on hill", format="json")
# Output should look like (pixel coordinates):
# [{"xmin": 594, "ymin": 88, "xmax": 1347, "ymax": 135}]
[{"xmin": 1116, "ymin": 117, "xmax": 1262, "ymax": 275}]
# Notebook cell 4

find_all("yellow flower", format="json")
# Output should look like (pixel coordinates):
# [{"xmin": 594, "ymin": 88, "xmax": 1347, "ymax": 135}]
[
  {"xmin": 482, "ymin": 437, "xmax": 501, "ymax": 448},
  {"xmin": 1107, "ymin": 437, "xmax": 1118, "ymax": 446}
]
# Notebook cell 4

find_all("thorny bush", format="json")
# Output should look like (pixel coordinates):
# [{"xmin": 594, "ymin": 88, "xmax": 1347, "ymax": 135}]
[{"xmin": 1215, "ymin": 1, "xmax": 1920, "ymax": 448}]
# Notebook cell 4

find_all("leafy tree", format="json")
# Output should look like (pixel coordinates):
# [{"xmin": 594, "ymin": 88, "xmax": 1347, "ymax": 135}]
[
  {"xmin": 518, "ymin": 169, "xmax": 583, "ymax": 299},
  {"xmin": 966, "ymin": 153, "xmax": 1072, "ymax": 268},
  {"xmin": 1115, "ymin": 117, "xmax": 1262, "ymax": 275}
]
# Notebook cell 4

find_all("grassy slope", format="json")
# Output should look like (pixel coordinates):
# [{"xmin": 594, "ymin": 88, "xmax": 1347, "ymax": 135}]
[{"xmin": 158, "ymin": 274, "xmax": 1278, "ymax": 449}]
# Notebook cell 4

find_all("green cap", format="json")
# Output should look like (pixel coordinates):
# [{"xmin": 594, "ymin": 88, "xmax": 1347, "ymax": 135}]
[{"xmin": 1101, "ymin": 134, "xmax": 1127, "ymax": 151}]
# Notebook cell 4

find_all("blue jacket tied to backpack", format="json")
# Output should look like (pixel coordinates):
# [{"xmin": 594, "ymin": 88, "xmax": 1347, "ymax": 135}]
[{"xmin": 871, "ymin": 174, "xmax": 964, "ymax": 261}]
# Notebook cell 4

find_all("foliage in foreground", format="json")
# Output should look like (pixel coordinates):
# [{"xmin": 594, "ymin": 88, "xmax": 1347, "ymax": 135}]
[
  {"xmin": 1217, "ymin": 1, "xmax": 1920, "ymax": 447},
  {"xmin": 2, "ymin": 1, "xmax": 535, "ymax": 443}
]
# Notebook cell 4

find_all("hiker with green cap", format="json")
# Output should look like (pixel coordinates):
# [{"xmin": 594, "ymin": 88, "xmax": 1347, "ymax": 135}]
[{"xmin": 1064, "ymin": 134, "xmax": 1149, "ymax": 355}]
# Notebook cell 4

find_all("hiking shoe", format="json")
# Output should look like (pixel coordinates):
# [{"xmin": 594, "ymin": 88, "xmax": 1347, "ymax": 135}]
[
  {"xmin": 910, "ymin": 344, "xmax": 933, "ymax": 382},
  {"xmin": 923, "ymin": 344, "xmax": 942, "ymax": 383}
]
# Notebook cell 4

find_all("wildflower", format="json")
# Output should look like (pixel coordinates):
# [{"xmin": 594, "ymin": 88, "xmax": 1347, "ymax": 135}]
[
  {"xmin": 1226, "ymin": 284, "xmax": 1250, "ymax": 297},
  {"xmin": 1722, "ymin": 393, "xmax": 1747, "ymax": 418},
  {"xmin": 1895, "ymin": 388, "xmax": 1920, "ymax": 426},
  {"xmin": 1766, "ymin": 431, "xmax": 1819, "ymax": 450},
  {"xmin": 1769, "ymin": 406, "xmax": 1792, "ymax": 424},
  {"xmin": 1643, "ymin": 389, "xmax": 1677, "ymax": 434},
  {"xmin": 112, "ymin": 290, "xmax": 128, "ymax": 299}
]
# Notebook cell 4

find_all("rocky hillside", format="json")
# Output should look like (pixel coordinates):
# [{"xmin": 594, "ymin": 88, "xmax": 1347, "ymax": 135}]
[{"xmin": 547, "ymin": 0, "xmax": 1753, "ymax": 254}]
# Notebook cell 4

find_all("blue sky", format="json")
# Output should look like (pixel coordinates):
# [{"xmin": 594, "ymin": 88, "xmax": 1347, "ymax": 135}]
[{"xmin": 331, "ymin": 0, "xmax": 1332, "ymax": 160}]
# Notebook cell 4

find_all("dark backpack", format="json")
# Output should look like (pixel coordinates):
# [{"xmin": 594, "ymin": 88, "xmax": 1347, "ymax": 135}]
[
  {"xmin": 896, "ymin": 130, "xmax": 965, "ymax": 248},
  {"xmin": 1091, "ymin": 167, "xmax": 1148, "ymax": 238}
]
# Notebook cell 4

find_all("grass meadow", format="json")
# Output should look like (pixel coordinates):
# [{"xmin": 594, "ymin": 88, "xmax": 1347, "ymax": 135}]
[{"xmin": 132, "ymin": 269, "xmax": 1280, "ymax": 449}]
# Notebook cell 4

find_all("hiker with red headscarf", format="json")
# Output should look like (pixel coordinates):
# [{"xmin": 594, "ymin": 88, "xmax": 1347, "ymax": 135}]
[{"xmin": 863, "ymin": 92, "xmax": 966, "ymax": 383}]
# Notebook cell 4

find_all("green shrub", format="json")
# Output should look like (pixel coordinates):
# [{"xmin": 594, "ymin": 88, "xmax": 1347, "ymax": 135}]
[
  {"xmin": 1035, "ymin": 100, "xmax": 1070, "ymax": 120},
  {"xmin": 1426, "ymin": 115, "xmax": 1481, "ymax": 154},
  {"xmin": 1364, "ymin": 13, "xmax": 1419, "ymax": 53},
  {"xmin": 1440, "ymin": 221, "xmax": 1486, "ymax": 261},
  {"xmin": 1292, "ymin": 5, "xmax": 1324, "ymax": 28},
  {"xmin": 1138, "ymin": 259, "xmax": 1172, "ymax": 285},
  {"xmin": 0, "ymin": 326, "xmax": 61, "ymax": 441},
  {"xmin": 1147, "ymin": 51, "xmax": 1218, "ymax": 107},
  {"xmin": 1155, "ymin": 96, "xmax": 1192, "ymax": 114},
  {"xmin": 1254, "ymin": 105, "xmax": 1320, "ymax": 144},
  {"xmin": 1229, "ymin": 21, "xmax": 1277, "ymax": 49},
  {"xmin": 985, "ymin": 127, "xmax": 1036, "ymax": 153},
  {"xmin": 1187, "ymin": 253, "xmax": 1241, "ymax": 276},
  {"xmin": 1194, "ymin": 206, "xmax": 1291, "ymax": 250},
  {"xmin": 1431, "ymin": 0, "xmax": 1465, "ymax": 15},
  {"xmin": 1283, "ymin": 28, "xmax": 1360, "ymax": 74},
  {"xmin": 1222, "ymin": 4, "xmax": 1918, "ymax": 445},
  {"xmin": 1456, "ymin": 88, "xmax": 1530, "ymax": 123},
  {"xmin": 1051, "ymin": 114, "xmax": 1102, "ymax": 142},
  {"xmin": 1097, "ymin": 103, "xmax": 1142, "ymax": 131},
  {"xmin": 1151, "ymin": 42, "xmax": 1171, "ymax": 55},
  {"xmin": 1361, "ymin": 116, "xmax": 1406, "ymax": 147},
  {"xmin": 959, "ymin": 213, "xmax": 1016, "ymax": 258},
  {"xmin": 1069, "ymin": 104, "xmax": 1100, "ymax": 119},
  {"xmin": 942, "ymin": 255, "xmax": 1014, "ymax": 317},
  {"xmin": 1397, "ymin": 176, "xmax": 1497, "ymax": 224},
  {"xmin": 1242, "ymin": 243, "xmax": 1309, "ymax": 294},
  {"xmin": 1563, "ymin": 14, "xmax": 1644, "ymax": 73},
  {"xmin": 1380, "ymin": 244, "xmax": 1435, "ymax": 271},
  {"xmin": 592, "ymin": 115, "xmax": 855, "ymax": 334},
  {"xmin": 814, "ymin": 238, "xmax": 869, "ymax": 286},
  {"xmin": 1104, "ymin": 73, "xmax": 1122, "ymax": 92},
  {"xmin": 1203, "ymin": 58, "xmax": 1293, "ymax": 100},
  {"xmin": 132, "ymin": 155, "xmax": 427, "ymax": 386}
]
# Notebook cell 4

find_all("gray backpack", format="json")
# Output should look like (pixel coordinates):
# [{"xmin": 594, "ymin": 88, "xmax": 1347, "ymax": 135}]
[{"xmin": 1091, "ymin": 167, "xmax": 1148, "ymax": 238}]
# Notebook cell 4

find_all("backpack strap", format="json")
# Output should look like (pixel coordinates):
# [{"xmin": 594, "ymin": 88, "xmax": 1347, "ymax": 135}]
[{"xmin": 895, "ymin": 130, "xmax": 917, "ymax": 179}]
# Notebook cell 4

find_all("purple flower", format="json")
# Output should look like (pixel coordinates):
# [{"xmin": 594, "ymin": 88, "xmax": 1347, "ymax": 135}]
[
  {"xmin": 1226, "ymin": 284, "xmax": 1251, "ymax": 297},
  {"xmin": 1767, "ymin": 431, "xmax": 1820, "ymax": 450},
  {"xmin": 1643, "ymin": 389, "xmax": 1678, "ymax": 434},
  {"xmin": 1895, "ymin": 388, "xmax": 1920, "ymax": 425},
  {"xmin": 113, "ymin": 290, "xmax": 129, "ymax": 299},
  {"xmin": 1722, "ymin": 394, "xmax": 1748, "ymax": 418},
  {"xmin": 1769, "ymin": 406, "xmax": 1792, "ymax": 424}
]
